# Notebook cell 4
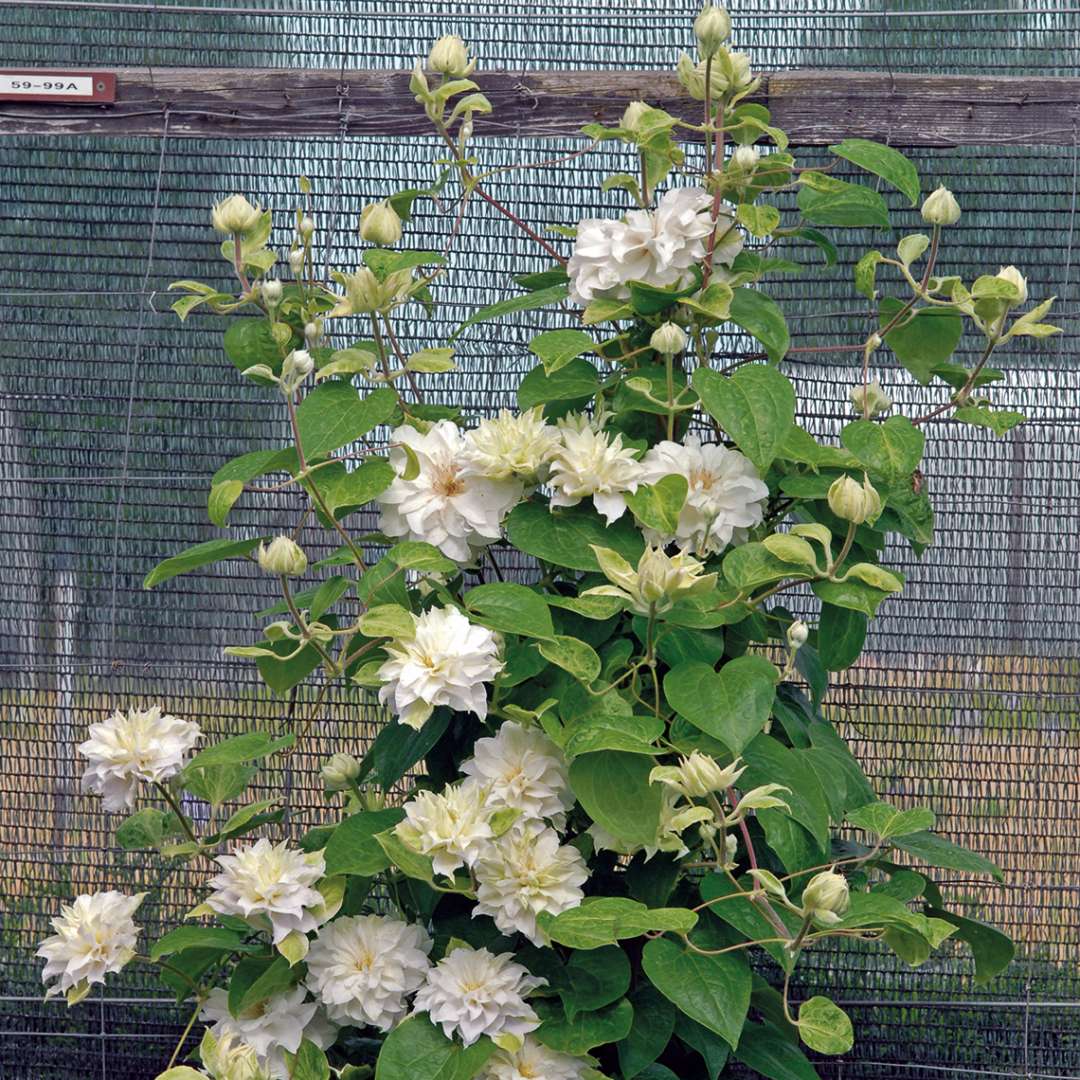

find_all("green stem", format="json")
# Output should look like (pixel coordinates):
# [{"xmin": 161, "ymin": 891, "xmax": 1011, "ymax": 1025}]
[{"xmin": 152, "ymin": 782, "xmax": 197, "ymax": 845}]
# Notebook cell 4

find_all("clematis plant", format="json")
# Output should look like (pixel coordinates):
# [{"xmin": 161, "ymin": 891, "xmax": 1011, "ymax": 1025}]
[{"xmin": 46, "ymin": 8, "xmax": 1048, "ymax": 1080}]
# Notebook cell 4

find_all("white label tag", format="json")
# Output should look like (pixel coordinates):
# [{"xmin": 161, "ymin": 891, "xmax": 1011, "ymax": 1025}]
[{"xmin": 0, "ymin": 75, "xmax": 94, "ymax": 98}]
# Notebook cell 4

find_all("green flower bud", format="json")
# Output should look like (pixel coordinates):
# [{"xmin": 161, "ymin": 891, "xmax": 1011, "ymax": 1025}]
[
  {"xmin": 827, "ymin": 473, "xmax": 882, "ymax": 526},
  {"xmin": 288, "ymin": 248, "xmax": 305, "ymax": 276},
  {"xmin": 211, "ymin": 194, "xmax": 262, "ymax": 236},
  {"xmin": 694, "ymin": 4, "xmax": 732, "ymax": 58},
  {"xmin": 921, "ymin": 185, "xmax": 961, "ymax": 226},
  {"xmin": 849, "ymin": 377, "xmax": 892, "ymax": 418},
  {"xmin": 786, "ymin": 619, "xmax": 809, "ymax": 650},
  {"xmin": 321, "ymin": 752, "xmax": 361, "ymax": 791},
  {"xmin": 299, "ymin": 215, "xmax": 315, "ymax": 240},
  {"xmin": 360, "ymin": 201, "xmax": 403, "ymax": 247},
  {"xmin": 801, "ymin": 870, "xmax": 850, "ymax": 925},
  {"xmin": 304, "ymin": 320, "xmax": 323, "ymax": 346},
  {"xmin": 257, "ymin": 536, "xmax": 308, "ymax": 578},
  {"xmin": 996, "ymin": 264, "xmax": 1028, "ymax": 306},
  {"xmin": 280, "ymin": 349, "xmax": 314, "ymax": 394},
  {"xmin": 621, "ymin": 100, "xmax": 649, "ymax": 133},
  {"xmin": 261, "ymin": 279, "xmax": 283, "ymax": 305},
  {"xmin": 428, "ymin": 34, "xmax": 474, "ymax": 77},
  {"xmin": 731, "ymin": 145, "xmax": 760, "ymax": 171},
  {"xmin": 650, "ymin": 321, "xmax": 688, "ymax": 355}
]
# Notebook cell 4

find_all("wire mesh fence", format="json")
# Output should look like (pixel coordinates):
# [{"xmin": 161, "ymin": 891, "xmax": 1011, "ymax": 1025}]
[{"xmin": 1, "ymin": 1, "xmax": 1078, "ymax": 1077}]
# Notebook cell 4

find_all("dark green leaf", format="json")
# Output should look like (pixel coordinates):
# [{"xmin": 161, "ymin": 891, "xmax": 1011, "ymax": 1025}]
[
  {"xmin": 925, "ymin": 908, "xmax": 1015, "ymax": 985},
  {"xmin": 734, "ymin": 1020, "xmax": 821, "ymax": 1080},
  {"xmin": 619, "ymin": 985, "xmax": 676, "ymax": 1080},
  {"xmin": 879, "ymin": 298, "xmax": 964, "ymax": 384},
  {"xmin": 452, "ymin": 283, "xmax": 569, "ymax": 340},
  {"xmin": 797, "ymin": 179, "xmax": 890, "ymax": 228},
  {"xmin": 517, "ymin": 358, "xmax": 599, "ymax": 411},
  {"xmin": 143, "ymin": 537, "xmax": 264, "ymax": 589},
  {"xmin": 569, "ymin": 751, "xmax": 664, "ymax": 847},
  {"xmin": 150, "ymin": 926, "xmax": 256, "ymax": 961},
  {"xmin": 228, "ymin": 954, "xmax": 296, "ymax": 1017},
  {"xmin": 829, "ymin": 139, "xmax": 921, "ymax": 205},
  {"xmin": 464, "ymin": 582, "xmax": 554, "ymax": 639},
  {"xmin": 841, "ymin": 416, "xmax": 925, "ymax": 483},
  {"xmin": 506, "ymin": 500, "xmax": 644, "ymax": 572},
  {"xmin": 535, "ymin": 998, "xmax": 634, "ymax": 1055},
  {"xmin": 323, "ymin": 808, "xmax": 406, "ymax": 876},
  {"xmin": 817, "ymin": 603, "xmax": 867, "ymax": 671},
  {"xmin": 694, "ymin": 365, "xmax": 795, "ymax": 471},
  {"xmin": 374, "ymin": 1015, "xmax": 495, "ymax": 1080},
  {"xmin": 892, "ymin": 831, "xmax": 1003, "ymax": 881},
  {"xmin": 295, "ymin": 383, "xmax": 397, "ymax": 458},
  {"xmin": 727, "ymin": 287, "xmax": 791, "ymax": 364}
]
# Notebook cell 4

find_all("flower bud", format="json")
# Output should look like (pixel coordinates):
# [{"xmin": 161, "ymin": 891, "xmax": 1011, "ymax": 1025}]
[
  {"xmin": 827, "ymin": 473, "xmax": 882, "ymax": 526},
  {"xmin": 849, "ymin": 378, "xmax": 892, "ymax": 418},
  {"xmin": 694, "ymin": 4, "xmax": 732, "ymax": 57},
  {"xmin": 724, "ymin": 52, "xmax": 755, "ymax": 93},
  {"xmin": 299, "ymin": 216, "xmax": 315, "ymax": 240},
  {"xmin": 360, "ymin": 201, "xmax": 403, "ymax": 247},
  {"xmin": 428, "ymin": 35, "xmax": 474, "ymax": 77},
  {"xmin": 786, "ymin": 619, "xmax": 809, "ymax": 650},
  {"xmin": 280, "ymin": 349, "xmax": 314, "ymax": 394},
  {"xmin": 621, "ymin": 100, "xmax": 649, "ymax": 133},
  {"xmin": 304, "ymin": 320, "xmax": 323, "ymax": 346},
  {"xmin": 921, "ymin": 185, "xmax": 961, "ymax": 226},
  {"xmin": 996, "ymin": 264, "xmax": 1028, "ymax": 306},
  {"xmin": 650, "ymin": 321, "xmax": 688, "ymax": 355},
  {"xmin": 211, "ymin": 194, "xmax": 262, "ymax": 236},
  {"xmin": 257, "ymin": 536, "xmax": 308, "ymax": 578},
  {"xmin": 801, "ymin": 870, "xmax": 850, "ymax": 925},
  {"xmin": 261, "ymin": 279, "xmax": 283, "ymax": 305},
  {"xmin": 338, "ymin": 267, "xmax": 385, "ymax": 315},
  {"xmin": 288, "ymin": 249, "xmax": 305, "ymax": 276},
  {"xmin": 732, "ymin": 145, "xmax": 760, "ymax": 171},
  {"xmin": 650, "ymin": 751, "xmax": 746, "ymax": 799},
  {"xmin": 321, "ymin": 752, "xmax": 361, "ymax": 791}
]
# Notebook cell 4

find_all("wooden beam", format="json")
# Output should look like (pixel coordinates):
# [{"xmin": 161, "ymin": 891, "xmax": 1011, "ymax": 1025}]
[{"xmin": 1, "ymin": 67, "xmax": 1079, "ymax": 146}]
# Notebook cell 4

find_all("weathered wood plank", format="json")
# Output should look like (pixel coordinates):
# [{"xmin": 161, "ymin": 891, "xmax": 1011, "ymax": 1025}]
[{"xmin": 1, "ymin": 67, "xmax": 1078, "ymax": 146}]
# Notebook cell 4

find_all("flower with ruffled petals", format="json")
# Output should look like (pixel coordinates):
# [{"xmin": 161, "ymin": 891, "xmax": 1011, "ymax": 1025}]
[
  {"xmin": 549, "ymin": 417, "xmax": 642, "ymax": 524},
  {"xmin": 78, "ymin": 705, "xmax": 201, "ymax": 811},
  {"xmin": 413, "ymin": 947, "xmax": 545, "ymax": 1047},
  {"xmin": 396, "ymin": 780, "xmax": 495, "ymax": 879},
  {"xmin": 461, "ymin": 721, "xmax": 573, "ymax": 827},
  {"xmin": 205, "ymin": 839, "xmax": 326, "ymax": 945},
  {"xmin": 199, "ymin": 1030, "xmax": 271, "ymax": 1080},
  {"xmin": 650, "ymin": 751, "xmax": 746, "ymax": 800},
  {"xmin": 38, "ymin": 891, "xmax": 143, "ymax": 1003},
  {"xmin": 377, "ymin": 606, "xmax": 503, "ymax": 730},
  {"xmin": 378, "ymin": 420, "xmax": 522, "ymax": 564},
  {"xmin": 586, "ymin": 544, "xmax": 717, "ymax": 616},
  {"xmin": 305, "ymin": 914, "xmax": 432, "ymax": 1030},
  {"xmin": 474, "ymin": 820, "xmax": 588, "ymax": 944},
  {"xmin": 638, "ymin": 435, "xmax": 768, "ymax": 555},
  {"xmin": 479, "ymin": 1035, "xmax": 590, "ymax": 1080},
  {"xmin": 463, "ymin": 407, "xmax": 562, "ymax": 484}
]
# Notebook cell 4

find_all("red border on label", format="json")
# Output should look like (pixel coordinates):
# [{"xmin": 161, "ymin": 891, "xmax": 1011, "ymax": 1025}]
[{"xmin": 0, "ymin": 70, "xmax": 117, "ymax": 104}]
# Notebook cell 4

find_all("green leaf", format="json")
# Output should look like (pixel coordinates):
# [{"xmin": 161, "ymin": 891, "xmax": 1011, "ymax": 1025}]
[
  {"xmin": 517, "ymin": 358, "xmax": 599, "ymax": 411},
  {"xmin": 841, "ymin": 415, "xmax": 925, "ymax": 482},
  {"xmin": 375, "ymin": 829, "xmax": 439, "ymax": 885},
  {"xmin": 817, "ymin": 604, "xmax": 866, "ymax": 671},
  {"xmin": 853, "ymin": 250, "xmax": 883, "ymax": 300},
  {"xmin": 954, "ymin": 405, "xmax": 1026, "ymax": 437},
  {"xmin": 664, "ymin": 656, "xmax": 778, "ymax": 755},
  {"xmin": 295, "ymin": 383, "xmax": 397, "ymax": 458},
  {"xmin": 741, "ymin": 735, "xmax": 831, "ymax": 847},
  {"xmin": 323, "ymin": 808, "xmax": 406, "ymax": 876},
  {"xmin": 538, "ymin": 897, "xmax": 698, "ymax": 950},
  {"xmin": 375, "ymin": 1015, "xmax": 496, "ymax": 1080},
  {"xmin": 699, "ymin": 874, "xmax": 801, "ymax": 972},
  {"xmin": 675, "ymin": 1013, "xmax": 730, "ymax": 1080},
  {"xmin": 628, "ymin": 274, "xmax": 702, "ymax": 316},
  {"xmin": 359, "ymin": 604, "xmax": 416, "ymax": 641},
  {"xmin": 536, "ymin": 998, "xmax": 634, "ymax": 1056},
  {"xmin": 563, "ymin": 710, "xmax": 664, "ymax": 757},
  {"xmin": 187, "ymin": 731, "xmax": 293, "ymax": 771},
  {"xmin": 879, "ymin": 298, "xmax": 964, "ymax": 384},
  {"xmin": 797, "ymin": 178, "xmax": 890, "ymax": 228},
  {"xmin": 846, "ymin": 801, "xmax": 936, "ymax": 840},
  {"xmin": 116, "ymin": 808, "xmax": 171, "ymax": 850},
  {"xmin": 641, "ymin": 937, "xmax": 751, "ymax": 1050},
  {"xmin": 796, "ymin": 996, "xmax": 854, "ymax": 1055},
  {"xmin": 143, "ymin": 536, "xmax": 264, "ymax": 589},
  {"xmin": 694, "ymin": 365, "xmax": 795, "ymax": 471},
  {"xmin": 892, "ymin": 831, "xmax": 1003, "ymax": 881},
  {"xmin": 284, "ymin": 1040, "xmax": 331, "ymax": 1080},
  {"xmin": 181, "ymin": 763, "xmax": 256, "ymax": 808},
  {"xmin": 506, "ymin": 500, "xmax": 644, "ymax": 572},
  {"xmin": 223, "ymin": 318, "xmax": 290, "ymax": 378},
  {"xmin": 464, "ymin": 582, "xmax": 554, "ymax": 639},
  {"xmin": 388, "ymin": 541, "xmax": 458, "ymax": 575},
  {"xmin": 451, "ymin": 283, "xmax": 569, "ymax": 340},
  {"xmin": 624, "ymin": 475, "xmax": 688, "ymax": 536},
  {"xmin": 560, "ymin": 945, "xmax": 630, "ymax": 1019},
  {"xmin": 569, "ymin": 751, "xmax": 664, "ymax": 847},
  {"xmin": 811, "ymin": 578, "xmax": 893, "ymax": 619},
  {"xmin": 208, "ymin": 480, "xmax": 245, "ymax": 527},
  {"xmin": 538, "ymin": 635, "xmax": 601, "ymax": 685},
  {"xmin": 156, "ymin": 1070, "xmax": 208, "ymax": 1080},
  {"xmin": 228, "ymin": 954, "xmax": 296, "ymax": 1017},
  {"xmin": 727, "ymin": 288, "xmax": 790, "ymax": 364},
  {"xmin": 619, "ymin": 985, "xmax": 676, "ymax": 1080},
  {"xmin": 150, "ymin": 926, "xmax": 255, "ymax": 962},
  {"xmin": 722, "ymin": 542, "xmax": 812, "ymax": 592},
  {"xmin": 314, "ymin": 457, "xmax": 396, "ymax": 518},
  {"xmin": 829, "ymin": 138, "xmax": 921, "ymax": 205},
  {"xmin": 924, "ymin": 908, "xmax": 1015, "ymax": 985},
  {"xmin": 255, "ymin": 635, "xmax": 325, "ymax": 694},
  {"xmin": 369, "ymin": 710, "xmax": 451, "ymax": 791},
  {"xmin": 734, "ymin": 1020, "xmax": 821, "ymax": 1080},
  {"xmin": 529, "ymin": 328, "xmax": 595, "ymax": 375},
  {"xmin": 737, "ymin": 202, "xmax": 781, "ymax": 238}
]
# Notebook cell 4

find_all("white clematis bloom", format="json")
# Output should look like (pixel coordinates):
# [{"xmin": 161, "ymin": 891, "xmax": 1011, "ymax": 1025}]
[
  {"xmin": 377, "ymin": 606, "xmax": 503, "ymax": 730},
  {"xmin": 549, "ymin": 416, "xmax": 642, "ymax": 524},
  {"xmin": 199, "ymin": 1030, "xmax": 272, "ymax": 1080},
  {"xmin": 474, "ymin": 820, "xmax": 589, "ymax": 944},
  {"xmin": 650, "ymin": 751, "xmax": 747, "ymax": 800},
  {"xmin": 305, "ymin": 914, "xmax": 432, "ymax": 1030},
  {"xmin": 205, "ymin": 839, "xmax": 326, "ymax": 945},
  {"xmin": 567, "ymin": 186, "xmax": 742, "ymax": 305},
  {"xmin": 463, "ymin": 407, "xmax": 562, "ymax": 484},
  {"xmin": 397, "ymin": 779, "xmax": 496, "ymax": 879},
  {"xmin": 638, "ymin": 435, "xmax": 769, "ymax": 555},
  {"xmin": 201, "ymin": 987, "xmax": 335, "ymax": 1080},
  {"xmin": 38, "ymin": 891, "xmax": 143, "ymax": 1002},
  {"xmin": 479, "ymin": 1035, "xmax": 590, "ymax": 1080},
  {"xmin": 587, "ymin": 544, "xmax": 717, "ymax": 616},
  {"xmin": 78, "ymin": 704, "xmax": 201, "ymax": 811},
  {"xmin": 413, "ymin": 946, "xmax": 545, "ymax": 1047},
  {"xmin": 461, "ymin": 721, "xmax": 573, "ymax": 827},
  {"xmin": 378, "ymin": 420, "xmax": 522, "ymax": 564}
]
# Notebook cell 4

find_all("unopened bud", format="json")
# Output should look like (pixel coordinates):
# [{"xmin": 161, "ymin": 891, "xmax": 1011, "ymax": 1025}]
[
  {"xmin": 304, "ymin": 320, "xmax": 323, "ymax": 346},
  {"xmin": 211, "ymin": 194, "xmax": 262, "ymax": 236},
  {"xmin": 299, "ymin": 216, "xmax": 315, "ymax": 240},
  {"xmin": 261, "ymin": 279, "xmax": 283, "ymax": 305},
  {"xmin": 996, "ymin": 264, "xmax": 1028, "ymax": 306},
  {"xmin": 360, "ymin": 201, "xmax": 403, "ymax": 247},
  {"xmin": 650, "ymin": 321, "xmax": 688, "ymax": 355},
  {"xmin": 280, "ymin": 349, "xmax": 314, "ymax": 393},
  {"xmin": 321, "ymin": 752, "xmax": 361, "ymax": 791},
  {"xmin": 921, "ymin": 185, "xmax": 961, "ymax": 226},
  {"xmin": 827, "ymin": 473, "xmax": 882, "ymax": 526},
  {"xmin": 621, "ymin": 100, "xmax": 649, "ymax": 133},
  {"xmin": 694, "ymin": 4, "xmax": 732, "ymax": 58},
  {"xmin": 428, "ymin": 35, "xmax": 474, "ymax": 77},
  {"xmin": 732, "ymin": 145, "xmax": 760, "ymax": 171},
  {"xmin": 801, "ymin": 870, "xmax": 850, "ymax": 925},
  {"xmin": 786, "ymin": 619, "xmax": 809, "ymax": 650},
  {"xmin": 288, "ymin": 249, "xmax": 305, "ymax": 276},
  {"xmin": 849, "ymin": 378, "xmax": 892, "ymax": 418},
  {"xmin": 257, "ymin": 536, "xmax": 308, "ymax": 578}
]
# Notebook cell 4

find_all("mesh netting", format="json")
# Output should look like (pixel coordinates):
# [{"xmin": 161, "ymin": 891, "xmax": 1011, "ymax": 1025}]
[{"xmin": 1, "ymin": 2, "xmax": 1079, "ymax": 1078}]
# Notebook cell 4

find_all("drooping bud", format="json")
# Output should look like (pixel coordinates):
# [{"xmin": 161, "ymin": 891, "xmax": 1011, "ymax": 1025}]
[
  {"xmin": 732, "ymin": 145, "xmax": 760, "ymax": 171},
  {"xmin": 261, "ymin": 279, "xmax": 283, "ymax": 306},
  {"xmin": 921, "ymin": 185, "xmax": 961, "ymax": 226},
  {"xmin": 211, "ymin": 194, "xmax": 262, "ymax": 235},
  {"xmin": 996, "ymin": 264, "xmax": 1028, "ymax": 306},
  {"xmin": 694, "ymin": 4, "xmax": 732, "ymax": 58},
  {"xmin": 360, "ymin": 201, "xmax": 403, "ymax": 247},
  {"xmin": 800, "ymin": 870, "xmax": 850, "ymax": 925},
  {"xmin": 849, "ymin": 378, "xmax": 893, "ymax": 418},
  {"xmin": 621, "ymin": 100, "xmax": 649, "ymax": 133},
  {"xmin": 257, "ymin": 536, "xmax": 308, "ymax": 578},
  {"xmin": 786, "ymin": 619, "xmax": 809, "ymax": 650},
  {"xmin": 321, "ymin": 752, "xmax": 362, "ymax": 791},
  {"xmin": 280, "ymin": 349, "xmax": 314, "ymax": 394},
  {"xmin": 650, "ymin": 321, "xmax": 688, "ymax": 355},
  {"xmin": 428, "ymin": 35, "xmax": 474, "ymax": 77},
  {"xmin": 827, "ymin": 473, "xmax": 882, "ymax": 526}
]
